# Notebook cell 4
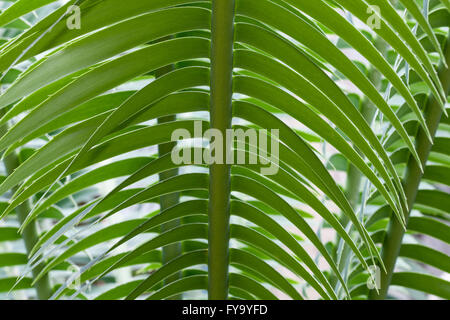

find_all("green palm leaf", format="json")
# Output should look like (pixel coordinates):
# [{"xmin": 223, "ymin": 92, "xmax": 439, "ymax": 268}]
[{"xmin": 0, "ymin": 0, "xmax": 448, "ymax": 301}]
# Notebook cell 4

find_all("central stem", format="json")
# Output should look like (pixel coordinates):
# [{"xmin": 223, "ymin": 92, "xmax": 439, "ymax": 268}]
[{"xmin": 208, "ymin": 0, "xmax": 235, "ymax": 300}]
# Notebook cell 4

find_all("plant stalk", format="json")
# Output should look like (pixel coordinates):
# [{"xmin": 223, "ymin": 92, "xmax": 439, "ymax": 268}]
[
  {"xmin": 369, "ymin": 35, "xmax": 450, "ymax": 299},
  {"xmin": 0, "ymin": 138, "xmax": 53, "ymax": 299},
  {"xmin": 208, "ymin": 0, "xmax": 235, "ymax": 300},
  {"xmin": 341, "ymin": 35, "xmax": 387, "ymax": 224},
  {"xmin": 0, "ymin": 101, "xmax": 52, "ymax": 299},
  {"xmin": 336, "ymin": 36, "xmax": 386, "ymax": 295},
  {"xmin": 155, "ymin": 53, "xmax": 182, "ymax": 298}
]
